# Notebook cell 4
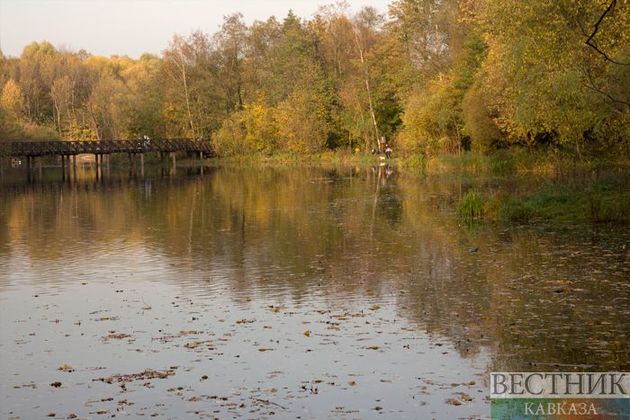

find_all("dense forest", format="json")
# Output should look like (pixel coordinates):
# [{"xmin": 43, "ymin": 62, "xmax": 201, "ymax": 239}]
[{"xmin": 0, "ymin": 0, "xmax": 628, "ymax": 159}]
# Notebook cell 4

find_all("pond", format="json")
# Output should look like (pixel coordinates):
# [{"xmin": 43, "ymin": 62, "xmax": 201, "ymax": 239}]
[{"xmin": 0, "ymin": 164, "xmax": 628, "ymax": 419}]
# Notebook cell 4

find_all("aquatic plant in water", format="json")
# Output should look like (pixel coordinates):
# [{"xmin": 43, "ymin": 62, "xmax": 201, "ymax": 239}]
[{"xmin": 458, "ymin": 190, "xmax": 484, "ymax": 221}]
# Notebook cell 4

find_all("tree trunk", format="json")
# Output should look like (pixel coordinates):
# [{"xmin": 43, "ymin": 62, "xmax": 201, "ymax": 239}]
[
  {"xmin": 178, "ymin": 52, "xmax": 196, "ymax": 138},
  {"xmin": 353, "ymin": 29, "xmax": 380, "ymax": 152}
]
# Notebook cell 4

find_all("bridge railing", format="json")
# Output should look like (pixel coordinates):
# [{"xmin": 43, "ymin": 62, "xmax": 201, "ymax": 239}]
[{"xmin": 0, "ymin": 139, "xmax": 214, "ymax": 157}]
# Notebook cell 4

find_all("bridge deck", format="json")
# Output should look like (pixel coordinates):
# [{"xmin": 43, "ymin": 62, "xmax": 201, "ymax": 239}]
[{"xmin": 0, "ymin": 139, "xmax": 213, "ymax": 158}]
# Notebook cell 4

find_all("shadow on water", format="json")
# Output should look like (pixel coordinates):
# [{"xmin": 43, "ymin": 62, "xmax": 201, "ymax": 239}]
[{"xmin": 0, "ymin": 163, "xmax": 628, "ymax": 417}]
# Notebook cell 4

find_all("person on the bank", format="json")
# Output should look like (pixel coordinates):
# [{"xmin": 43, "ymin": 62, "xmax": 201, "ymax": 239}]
[{"xmin": 385, "ymin": 144, "xmax": 392, "ymax": 159}]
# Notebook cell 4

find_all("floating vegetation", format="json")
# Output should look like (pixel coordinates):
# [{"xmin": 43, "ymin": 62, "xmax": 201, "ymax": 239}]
[{"xmin": 93, "ymin": 368, "xmax": 177, "ymax": 385}]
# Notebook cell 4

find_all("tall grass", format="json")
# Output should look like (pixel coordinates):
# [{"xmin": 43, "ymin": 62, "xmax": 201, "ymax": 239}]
[
  {"xmin": 458, "ymin": 190, "xmax": 484, "ymax": 221},
  {"xmin": 401, "ymin": 154, "xmax": 427, "ymax": 172}
]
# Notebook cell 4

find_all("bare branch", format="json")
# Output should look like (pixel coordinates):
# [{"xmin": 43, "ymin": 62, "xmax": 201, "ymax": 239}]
[
  {"xmin": 582, "ymin": 67, "xmax": 630, "ymax": 109},
  {"xmin": 585, "ymin": 0, "xmax": 630, "ymax": 66}
]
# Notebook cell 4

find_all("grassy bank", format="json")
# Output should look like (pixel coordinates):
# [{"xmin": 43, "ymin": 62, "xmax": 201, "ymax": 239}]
[
  {"xmin": 397, "ymin": 149, "xmax": 629, "ymax": 224},
  {"xmin": 484, "ymin": 179, "xmax": 630, "ymax": 224},
  {"xmin": 402, "ymin": 148, "xmax": 630, "ymax": 176},
  {"xmin": 452, "ymin": 174, "xmax": 630, "ymax": 225}
]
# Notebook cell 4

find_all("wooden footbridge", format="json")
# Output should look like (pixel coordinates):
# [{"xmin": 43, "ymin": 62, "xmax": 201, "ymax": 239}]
[
  {"xmin": 1, "ymin": 138, "xmax": 212, "ymax": 158},
  {"xmin": 0, "ymin": 138, "xmax": 213, "ymax": 178}
]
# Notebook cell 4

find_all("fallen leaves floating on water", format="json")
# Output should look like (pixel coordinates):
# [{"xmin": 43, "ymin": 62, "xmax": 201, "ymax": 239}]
[
  {"xmin": 104, "ymin": 332, "xmax": 131, "ymax": 340},
  {"xmin": 303, "ymin": 330, "xmax": 311, "ymax": 337},
  {"xmin": 58, "ymin": 364, "xmax": 74, "ymax": 373},
  {"xmin": 95, "ymin": 316, "xmax": 119, "ymax": 321},
  {"xmin": 461, "ymin": 394, "xmax": 473, "ymax": 402},
  {"xmin": 13, "ymin": 382, "xmax": 37, "ymax": 389},
  {"xmin": 94, "ymin": 368, "xmax": 177, "ymax": 384},
  {"xmin": 184, "ymin": 340, "xmax": 215, "ymax": 350},
  {"xmin": 50, "ymin": 381, "xmax": 62, "ymax": 388}
]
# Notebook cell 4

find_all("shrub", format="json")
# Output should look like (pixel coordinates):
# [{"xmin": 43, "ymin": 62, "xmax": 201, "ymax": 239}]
[{"xmin": 211, "ymin": 112, "xmax": 249, "ymax": 157}]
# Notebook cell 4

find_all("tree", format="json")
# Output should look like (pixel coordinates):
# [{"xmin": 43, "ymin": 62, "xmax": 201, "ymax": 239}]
[
  {"xmin": 1, "ymin": 79, "xmax": 25, "ymax": 122},
  {"xmin": 214, "ymin": 13, "xmax": 248, "ymax": 113},
  {"xmin": 352, "ymin": 7, "xmax": 384, "ymax": 150},
  {"xmin": 19, "ymin": 41, "xmax": 59, "ymax": 123},
  {"xmin": 50, "ymin": 76, "xmax": 73, "ymax": 134},
  {"xmin": 162, "ymin": 34, "xmax": 200, "ymax": 138},
  {"xmin": 473, "ymin": 0, "xmax": 629, "ymax": 154},
  {"xmin": 276, "ymin": 88, "xmax": 328, "ymax": 154}
]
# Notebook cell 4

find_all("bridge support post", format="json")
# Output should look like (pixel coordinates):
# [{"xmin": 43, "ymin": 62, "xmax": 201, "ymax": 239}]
[
  {"xmin": 61, "ymin": 155, "xmax": 66, "ymax": 181},
  {"xmin": 25, "ymin": 157, "xmax": 32, "ymax": 184},
  {"xmin": 199, "ymin": 151, "xmax": 204, "ymax": 175},
  {"xmin": 140, "ymin": 153, "xmax": 145, "ymax": 177},
  {"xmin": 38, "ymin": 157, "xmax": 42, "ymax": 179},
  {"xmin": 26, "ymin": 156, "xmax": 32, "ymax": 183},
  {"xmin": 171, "ymin": 152, "xmax": 176, "ymax": 175}
]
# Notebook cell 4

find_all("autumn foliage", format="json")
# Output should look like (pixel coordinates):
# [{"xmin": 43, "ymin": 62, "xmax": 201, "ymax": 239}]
[{"xmin": 0, "ymin": 1, "xmax": 628, "ymax": 159}]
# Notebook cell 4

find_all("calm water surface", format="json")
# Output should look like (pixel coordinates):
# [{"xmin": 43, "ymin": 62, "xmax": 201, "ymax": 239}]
[{"xmin": 0, "ymin": 165, "xmax": 628, "ymax": 419}]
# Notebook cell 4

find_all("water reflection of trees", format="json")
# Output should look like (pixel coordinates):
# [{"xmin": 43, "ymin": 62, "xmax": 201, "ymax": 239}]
[{"xmin": 0, "ymin": 167, "xmax": 628, "ymax": 370}]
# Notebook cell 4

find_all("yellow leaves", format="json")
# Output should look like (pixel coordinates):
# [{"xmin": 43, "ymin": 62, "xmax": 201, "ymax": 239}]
[
  {"xmin": 58, "ymin": 364, "xmax": 74, "ymax": 373},
  {"xmin": 276, "ymin": 89, "xmax": 328, "ymax": 154},
  {"xmin": 243, "ymin": 99, "xmax": 278, "ymax": 154},
  {"xmin": 213, "ymin": 90, "xmax": 328, "ymax": 157},
  {"xmin": 303, "ymin": 330, "xmax": 311, "ymax": 337},
  {"xmin": 1, "ymin": 79, "xmax": 25, "ymax": 119}
]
